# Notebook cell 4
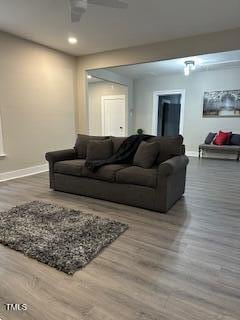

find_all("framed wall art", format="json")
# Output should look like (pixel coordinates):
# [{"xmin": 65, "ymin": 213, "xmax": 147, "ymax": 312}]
[{"xmin": 203, "ymin": 90, "xmax": 240, "ymax": 117}]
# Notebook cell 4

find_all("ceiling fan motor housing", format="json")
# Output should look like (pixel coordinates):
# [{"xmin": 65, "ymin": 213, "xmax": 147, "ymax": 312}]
[
  {"xmin": 69, "ymin": 0, "xmax": 128, "ymax": 23},
  {"xmin": 70, "ymin": 0, "xmax": 88, "ymax": 10}
]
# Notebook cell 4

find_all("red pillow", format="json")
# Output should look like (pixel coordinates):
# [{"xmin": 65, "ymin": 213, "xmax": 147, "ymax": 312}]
[{"xmin": 214, "ymin": 131, "xmax": 232, "ymax": 145}]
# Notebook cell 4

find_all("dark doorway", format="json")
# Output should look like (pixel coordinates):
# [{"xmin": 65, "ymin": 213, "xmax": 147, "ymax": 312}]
[{"xmin": 157, "ymin": 94, "xmax": 181, "ymax": 136}]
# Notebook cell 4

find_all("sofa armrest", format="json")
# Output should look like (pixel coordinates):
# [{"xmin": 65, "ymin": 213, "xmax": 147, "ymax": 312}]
[
  {"xmin": 158, "ymin": 155, "xmax": 189, "ymax": 177},
  {"xmin": 156, "ymin": 155, "xmax": 189, "ymax": 212},
  {"xmin": 45, "ymin": 149, "xmax": 77, "ymax": 164},
  {"xmin": 45, "ymin": 149, "xmax": 77, "ymax": 189}
]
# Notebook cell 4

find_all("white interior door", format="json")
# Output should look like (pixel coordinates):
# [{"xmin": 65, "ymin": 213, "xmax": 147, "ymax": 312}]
[{"xmin": 101, "ymin": 95, "xmax": 126, "ymax": 136}]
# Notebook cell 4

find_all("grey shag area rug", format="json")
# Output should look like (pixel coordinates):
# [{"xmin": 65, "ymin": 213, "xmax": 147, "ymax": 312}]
[{"xmin": 0, "ymin": 201, "xmax": 128, "ymax": 275}]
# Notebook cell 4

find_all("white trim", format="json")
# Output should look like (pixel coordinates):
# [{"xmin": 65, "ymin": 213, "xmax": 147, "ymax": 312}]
[
  {"xmin": 152, "ymin": 89, "xmax": 186, "ymax": 136},
  {"xmin": 101, "ymin": 95, "xmax": 127, "ymax": 136},
  {"xmin": 186, "ymin": 151, "xmax": 199, "ymax": 157},
  {"xmin": 0, "ymin": 164, "xmax": 48, "ymax": 182}
]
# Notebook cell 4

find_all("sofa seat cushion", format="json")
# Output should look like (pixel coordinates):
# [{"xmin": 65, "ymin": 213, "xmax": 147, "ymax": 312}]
[
  {"xmin": 54, "ymin": 160, "xmax": 129, "ymax": 182},
  {"xmin": 116, "ymin": 166, "xmax": 157, "ymax": 188},
  {"xmin": 84, "ymin": 164, "xmax": 130, "ymax": 182},
  {"xmin": 54, "ymin": 159, "xmax": 86, "ymax": 177},
  {"xmin": 199, "ymin": 144, "xmax": 240, "ymax": 152}
]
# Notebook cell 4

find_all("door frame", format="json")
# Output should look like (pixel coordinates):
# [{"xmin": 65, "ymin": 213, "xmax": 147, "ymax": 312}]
[
  {"xmin": 152, "ymin": 89, "xmax": 185, "ymax": 136},
  {"xmin": 101, "ymin": 95, "xmax": 127, "ymax": 136}
]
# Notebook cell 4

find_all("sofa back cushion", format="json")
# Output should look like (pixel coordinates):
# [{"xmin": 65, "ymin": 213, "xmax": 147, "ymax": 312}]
[
  {"xmin": 86, "ymin": 139, "xmax": 113, "ymax": 161},
  {"xmin": 133, "ymin": 141, "xmax": 159, "ymax": 168},
  {"xmin": 213, "ymin": 131, "xmax": 232, "ymax": 145},
  {"xmin": 204, "ymin": 132, "xmax": 216, "ymax": 144},
  {"xmin": 111, "ymin": 137, "xmax": 127, "ymax": 153},
  {"xmin": 74, "ymin": 134, "xmax": 184, "ymax": 163},
  {"xmin": 74, "ymin": 134, "xmax": 107, "ymax": 159},
  {"xmin": 147, "ymin": 135, "xmax": 184, "ymax": 164},
  {"xmin": 230, "ymin": 134, "xmax": 240, "ymax": 146}
]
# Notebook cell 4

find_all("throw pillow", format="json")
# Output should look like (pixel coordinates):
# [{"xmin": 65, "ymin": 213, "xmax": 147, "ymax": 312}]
[
  {"xmin": 204, "ymin": 132, "xmax": 216, "ymax": 144},
  {"xmin": 86, "ymin": 139, "xmax": 113, "ymax": 161},
  {"xmin": 111, "ymin": 136, "xmax": 127, "ymax": 153},
  {"xmin": 74, "ymin": 134, "xmax": 107, "ymax": 159},
  {"xmin": 230, "ymin": 134, "xmax": 240, "ymax": 146},
  {"xmin": 214, "ymin": 131, "xmax": 232, "ymax": 145},
  {"xmin": 133, "ymin": 141, "xmax": 158, "ymax": 168},
  {"xmin": 148, "ymin": 135, "xmax": 184, "ymax": 164}
]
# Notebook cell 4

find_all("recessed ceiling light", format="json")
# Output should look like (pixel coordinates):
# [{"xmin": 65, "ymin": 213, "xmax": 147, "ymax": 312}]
[
  {"xmin": 87, "ymin": 75, "xmax": 92, "ymax": 79},
  {"xmin": 68, "ymin": 37, "xmax": 78, "ymax": 45}
]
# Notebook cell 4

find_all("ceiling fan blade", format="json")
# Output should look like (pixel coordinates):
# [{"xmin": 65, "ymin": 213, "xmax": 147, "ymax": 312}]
[
  {"xmin": 88, "ymin": 0, "xmax": 128, "ymax": 9},
  {"xmin": 69, "ymin": 0, "xmax": 87, "ymax": 23}
]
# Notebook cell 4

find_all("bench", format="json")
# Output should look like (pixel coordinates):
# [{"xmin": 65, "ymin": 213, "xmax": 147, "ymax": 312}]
[{"xmin": 199, "ymin": 144, "xmax": 240, "ymax": 161}]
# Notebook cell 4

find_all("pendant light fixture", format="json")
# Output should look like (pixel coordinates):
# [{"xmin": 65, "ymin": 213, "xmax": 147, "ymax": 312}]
[{"xmin": 184, "ymin": 60, "xmax": 195, "ymax": 76}]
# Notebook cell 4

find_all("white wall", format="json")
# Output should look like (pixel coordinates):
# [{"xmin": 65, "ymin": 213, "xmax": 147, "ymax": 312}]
[
  {"xmin": 88, "ymin": 81, "xmax": 128, "ymax": 135},
  {"xmin": 88, "ymin": 69, "xmax": 134, "ymax": 134},
  {"xmin": 134, "ymin": 67, "xmax": 240, "ymax": 153}
]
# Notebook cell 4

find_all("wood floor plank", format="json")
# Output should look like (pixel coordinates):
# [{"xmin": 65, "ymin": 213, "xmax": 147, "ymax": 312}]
[{"xmin": 0, "ymin": 157, "xmax": 240, "ymax": 319}]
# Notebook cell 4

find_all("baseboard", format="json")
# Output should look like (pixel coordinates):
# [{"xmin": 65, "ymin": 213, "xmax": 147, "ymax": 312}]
[
  {"xmin": 0, "ymin": 164, "xmax": 49, "ymax": 182},
  {"xmin": 186, "ymin": 151, "xmax": 199, "ymax": 157}
]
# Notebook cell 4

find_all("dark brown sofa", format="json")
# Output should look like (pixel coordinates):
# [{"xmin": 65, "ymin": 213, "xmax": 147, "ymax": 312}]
[{"xmin": 46, "ymin": 135, "xmax": 189, "ymax": 213}]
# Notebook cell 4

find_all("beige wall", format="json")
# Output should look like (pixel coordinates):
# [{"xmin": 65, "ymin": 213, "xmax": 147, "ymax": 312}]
[
  {"xmin": 77, "ymin": 27, "xmax": 240, "ymax": 133},
  {"xmin": 133, "ymin": 67, "xmax": 240, "ymax": 153},
  {"xmin": 88, "ymin": 69, "xmax": 134, "ymax": 133},
  {"xmin": 0, "ymin": 32, "xmax": 77, "ymax": 173},
  {"xmin": 88, "ymin": 81, "xmax": 128, "ymax": 135},
  {"xmin": 2, "ymin": 27, "xmax": 240, "ymax": 173}
]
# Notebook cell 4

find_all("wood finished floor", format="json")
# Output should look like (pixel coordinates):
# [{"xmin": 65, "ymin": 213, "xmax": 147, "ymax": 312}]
[{"xmin": 0, "ymin": 157, "xmax": 240, "ymax": 320}]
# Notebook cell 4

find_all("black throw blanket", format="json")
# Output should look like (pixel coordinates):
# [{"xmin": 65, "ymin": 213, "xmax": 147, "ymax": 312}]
[{"xmin": 85, "ymin": 134, "xmax": 152, "ymax": 172}]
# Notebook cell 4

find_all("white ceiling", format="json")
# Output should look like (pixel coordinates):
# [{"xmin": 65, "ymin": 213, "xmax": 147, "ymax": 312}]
[
  {"xmin": 1, "ymin": 0, "xmax": 240, "ymax": 55},
  {"xmin": 88, "ymin": 76, "xmax": 103, "ymax": 83},
  {"xmin": 106, "ymin": 50, "xmax": 240, "ymax": 79}
]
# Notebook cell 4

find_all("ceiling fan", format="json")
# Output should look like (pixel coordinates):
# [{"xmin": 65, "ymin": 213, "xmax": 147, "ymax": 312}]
[{"xmin": 69, "ymin": 0, "xmax": 128, "ymax": 23}]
